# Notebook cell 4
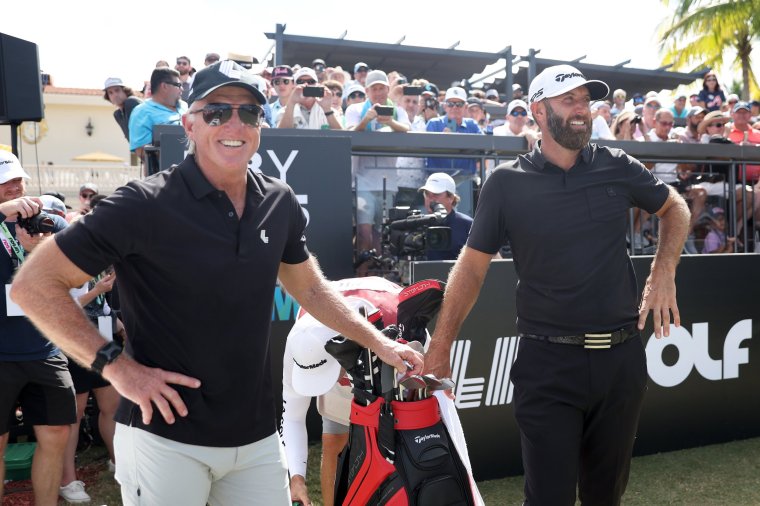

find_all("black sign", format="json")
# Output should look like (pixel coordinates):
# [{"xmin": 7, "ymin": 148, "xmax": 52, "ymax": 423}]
[{"xmin": 412, "ymin": 255, "xmax": 760, "ymax": 480}]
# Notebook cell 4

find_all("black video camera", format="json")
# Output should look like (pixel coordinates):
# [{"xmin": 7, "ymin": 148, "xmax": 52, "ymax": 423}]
[
  {"xmin": 383, "ymin": 204, "xmax": 451, "ymax": 258},
  {"xmin": 17, "ymin": 211, "xmax": 56, "ymax": 235}
]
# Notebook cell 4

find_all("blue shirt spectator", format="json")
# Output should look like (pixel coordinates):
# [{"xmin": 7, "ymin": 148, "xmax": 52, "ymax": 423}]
[{"xmin": 425, "ymin": 88, "xmax": 482, "ymax": 174}]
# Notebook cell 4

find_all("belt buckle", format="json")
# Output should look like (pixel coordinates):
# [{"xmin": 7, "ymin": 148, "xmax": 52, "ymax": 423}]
[{"xmin": 584, "ymin": 333, "xmax": 612, "ymax": 349}]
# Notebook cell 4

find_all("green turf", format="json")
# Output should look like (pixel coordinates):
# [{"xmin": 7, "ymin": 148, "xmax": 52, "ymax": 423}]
[{"xmin": 46, "ymin": 436, "xmax": 760, "ymax": 505}]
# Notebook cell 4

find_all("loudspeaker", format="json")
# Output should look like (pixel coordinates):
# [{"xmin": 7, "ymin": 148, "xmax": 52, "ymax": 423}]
[{"xmin": 0, "ymin": 33, "xmax": 44, "ymax": 125}]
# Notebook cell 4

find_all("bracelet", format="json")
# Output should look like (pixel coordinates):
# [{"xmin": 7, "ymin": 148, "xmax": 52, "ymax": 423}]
[{"xmin": 324, "ymin": 110, "xmax": 335, "ymax": 116}]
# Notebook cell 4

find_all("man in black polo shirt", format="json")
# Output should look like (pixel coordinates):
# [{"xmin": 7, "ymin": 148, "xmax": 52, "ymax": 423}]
[
  {"xmin": 12, "ymin": 60, "xmax": 422, "ymax": 506},
  {"xmin": 425, "ymin": 64, "xmax": 690, "ymax": 506}
]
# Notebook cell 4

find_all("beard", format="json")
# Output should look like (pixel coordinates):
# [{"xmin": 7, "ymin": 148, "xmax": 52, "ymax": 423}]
[{"xmin": 544, "ymin": 101, "xmax": 592, "ymax": 150}]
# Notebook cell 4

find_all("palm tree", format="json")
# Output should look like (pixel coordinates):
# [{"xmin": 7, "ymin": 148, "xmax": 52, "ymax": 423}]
[{"xmin": 658, "ymin": 0, "xmax": 760, "ymax": 100}]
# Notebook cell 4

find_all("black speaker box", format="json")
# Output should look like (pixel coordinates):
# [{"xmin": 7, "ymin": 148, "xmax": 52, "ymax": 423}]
[{"xmin": 0, "ymin": 33, "xmax": 44, "ymax": 125}]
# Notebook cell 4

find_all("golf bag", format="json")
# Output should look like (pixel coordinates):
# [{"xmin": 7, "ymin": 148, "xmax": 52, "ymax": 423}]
[{"xmin": 331, "ymin": 279, "xmax": 476, "ymax": 506}]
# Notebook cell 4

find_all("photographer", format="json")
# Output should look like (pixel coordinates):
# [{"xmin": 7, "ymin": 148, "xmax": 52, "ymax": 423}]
[
  {"xmin": 276, "ymin": 67, "xmax": 343, "ymax": 130},
  {"xmin": 418, "ymin": 173, "xmax": 473, "ymax": 261},
  {"xmin": 0, "ymin": 150, "xmax": 75, "ymax": 506}
]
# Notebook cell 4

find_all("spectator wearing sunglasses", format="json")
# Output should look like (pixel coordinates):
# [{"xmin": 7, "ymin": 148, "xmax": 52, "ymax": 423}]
[
  {"xmin": 128, "ymin": 67, "xmax": 187, "ymax": 160},
  {"xmin": 175, "ymin": 56, "xmax": 195, "ymax": 101},
  {"xmin": 276, "ymin": 67, "xmax": 343, "ymax": 130},
  {"xmin": 697, "ymin": 72, "xmax": 725, "ymax": 112},
  {"xmin": 66, "ymin": 183, "xmax": 98, "ymax": 222},
  {"xmin": 10, "ymin": 59, "xmax": 426, "ymax": 506},
  {"xmin": 269, "ymin": 65, "xmax": 295, "ymax": 121},
  {"xmin": 493, "ymin": 100, "xmax": 538, "ymax": 148}
]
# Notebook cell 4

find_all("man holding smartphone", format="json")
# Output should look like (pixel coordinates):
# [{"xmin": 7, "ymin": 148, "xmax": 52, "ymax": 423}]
[{"xmin": 276, "ymin": 67, "xmax": 343, "ymax": 130}]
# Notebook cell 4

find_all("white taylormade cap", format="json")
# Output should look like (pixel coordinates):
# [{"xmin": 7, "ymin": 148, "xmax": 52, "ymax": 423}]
[
  {"xmin": 0, "ymin": 150, "xmax": 30, "ymax": 185},
  {"xmin": 528, "ymin": 64, "xmax": 609, "ymax": 105}
]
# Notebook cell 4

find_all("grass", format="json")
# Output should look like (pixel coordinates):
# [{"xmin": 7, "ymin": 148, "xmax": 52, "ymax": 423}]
[{"xmin": 4, "ymin": 437, "xmax": 759, "ymax": 505}]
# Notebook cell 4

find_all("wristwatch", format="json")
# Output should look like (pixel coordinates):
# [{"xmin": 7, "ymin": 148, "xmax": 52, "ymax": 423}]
[{"xmin": 90, "ymin": 341, "xmax": 123, "ymax": 375}]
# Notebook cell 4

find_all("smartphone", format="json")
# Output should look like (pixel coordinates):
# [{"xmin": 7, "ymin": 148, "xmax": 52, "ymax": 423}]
[
  {"xmin": 403, "ymin": 86, "xmax": 423, "ymax": 96},
  {"xmin": 375, "ymin": 105, "xmax": 394, "ymax": 116},
  {"xmin": 303, "ymin": 86, "xmax": 325, "ymax": 98}
]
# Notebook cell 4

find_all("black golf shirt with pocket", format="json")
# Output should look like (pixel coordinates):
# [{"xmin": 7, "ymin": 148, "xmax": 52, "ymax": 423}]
[
  {"xmin": 467, "ymin": 143, "xmax": 669, "ymax": 336},
  {"xmin": 55, "ymin": 155, "xmax": 309, "ymax": 446}
]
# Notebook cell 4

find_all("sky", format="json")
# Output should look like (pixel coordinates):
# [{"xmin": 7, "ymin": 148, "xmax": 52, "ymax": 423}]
[{"xmin": 2, "ymin": 0, "xmax": 720, "ymax": 92}]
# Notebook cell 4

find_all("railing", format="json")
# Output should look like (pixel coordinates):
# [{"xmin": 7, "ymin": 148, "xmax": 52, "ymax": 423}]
[{"xmin": 21, "ymin": 164, "xmax": 142, "ymax": 203}]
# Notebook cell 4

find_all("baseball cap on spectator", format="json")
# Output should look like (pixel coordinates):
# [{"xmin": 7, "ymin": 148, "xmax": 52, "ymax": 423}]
[
  {"xmin": 312, "ymin": 58, "xmax": 326, "ymax": 68},
  {"xmin": 354, "ymin": 62, "xmax": 370, "ymax": 73},
  {"xmin": 507, "ymin": 99, "xmax": 528, "ymax": 115},
  {"xmin": 444, "ymin": 87, "xmax": 467, "ymax": 102},
  {"xmin": 751, "ymin": 100, "xmax": 760, "ymax": 108},
  {"xmin": 686, "ymin": 106, "xmax": 706, "ymax": 118},
  {"xmin": 188, "ymin": 60, "xmax": 266, "ymax": 106},
  {"xmin": 632, "ymin": 93, "xmax": 645, "ymax": 105},
  {"xmin": 80, "ymin": 182, "xmax": 98, "ymax": 194},
  {"xmin": 675, "ymin": 93, "xmax": 687, "ymax": 100},
  {"xmin": 613, "ymin": 89, "xmax": 627, "ymax": 99},
  {"xmin": 294, "ymin": 67, "xmax": 318, "ymax": 83},
  {"xmin": 708, "ymin": 206, "xmax": 725, "ymax": 220},
  {"xmin": 527, "ymin": 64, "xmax": 609, "ymax": 105},
  {"xmin": 645, "ymin": 91, "xmax": 658, "ymax": 99},
  {"xmin": 697, "ymin": 110, "xmax": 727, "ymax": 135},
  {"xmin": 590, "ymin": 101, "xmax": 610, "ymax": 112},
  {"xmin": 727, "ymin": 93, "xmax": 740, "ymax": 104},
  {"xmin": 422, "ymin": 83, "xmax": 439, "ymax": 97},
  {"xmin": 512, "ymin": 83, "xmax": 522, "ymax": 91},
  {"xmin": 42, "ymin": 191, "xmax": 72, "ymax": 209},
  {"xmin": 365, "ymin": 70, "xmax": 389, "ymax": 88},
  {"xmin": 272, "ymin": 65, "xmax": 294, "ymax": 79},
  {"xmin": 485, "ymin": 89, "xmax": 500, "ymax": 100},
  {"xmin": 344, "ymin": 83, "xmax": 366, "ymax": 98},
  {"xmin": 103, "ymin": 77, "xmax": 124, "ymax": 90},
  {"xmin": 644, "ymin": 96, "xmax": 661, "ymax": 107},
  {"xmin": 419, "ymin": 172, "xmax": 457, "ymax": 195},
  {"xmin": 0, "ymin": 150, "xmax": 30, "ymax": 184},
  {"xmin": 733, "ymin": 101, "xmax": 751, "ymax": 113},
  {"xmin": 40, "ymin": 195, "xmax": 67, "ymax": 217},
  {"xmin": 466, "ymin": 97, "xmax": 484, "ymax": 110}
]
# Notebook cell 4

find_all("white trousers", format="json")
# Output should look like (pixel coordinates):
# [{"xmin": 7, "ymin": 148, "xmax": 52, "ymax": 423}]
[{"xmin": 114, "ymin": 424, "xmax": 290, "ymax": 506}]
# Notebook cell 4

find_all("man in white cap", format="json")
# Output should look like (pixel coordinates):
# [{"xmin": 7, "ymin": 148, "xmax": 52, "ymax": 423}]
[
  {"xmin": 417, "ymin": 173, "xmax": 473, "ymax": 260},
  {"xmin": 0, "ymin": 150, "xmax": 75, "ymax": 506},
  {"xmin": 426, "ymin": 64, "xmax": 690, "ymax": 505},
  {"xmin": 103, "ymin": 77, "xmax": 143, "ymax": 141},
  {"xmin": 276, "ymin": 67, "xmax": 343, "ymax": 130},
  {"xmin": 425, "ymin": 86, "xmax": 482, "ymax": 175},
  {"xmin": 11, "ymin": 61, "xmax": 423, "ymax": 505}
]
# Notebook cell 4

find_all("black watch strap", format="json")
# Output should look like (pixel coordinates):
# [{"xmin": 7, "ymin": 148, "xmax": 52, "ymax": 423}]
[{"xmin": 90, "ymin": 341, "xmax": 123, "ymax": 375}]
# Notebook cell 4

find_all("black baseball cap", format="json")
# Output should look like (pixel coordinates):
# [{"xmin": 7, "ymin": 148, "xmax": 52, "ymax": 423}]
[{"xmin": 188, "ymin": 60, "xmax": 266, "ymax": 106}]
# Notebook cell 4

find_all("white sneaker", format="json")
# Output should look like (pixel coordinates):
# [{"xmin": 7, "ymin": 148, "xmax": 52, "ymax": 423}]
[
  {"xmin": 59, "ymin": 480, "xmax": 91, "ymax": 503},
  {"xmin": 107, "ymin": 459, "xmax": 116, "ymax": 473}
]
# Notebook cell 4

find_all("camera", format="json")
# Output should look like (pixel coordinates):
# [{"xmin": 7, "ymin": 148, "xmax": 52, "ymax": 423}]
[
  {"xmin": 303, "ymin": 86, "xmax": 325, "ymax": 98},
  {"xmin": 375, "ymin": 105, "xmax": 394, "ymax": 117},
  {"xmin": 383, "ymin": 204, "xmax": 451, "ymax": 258},
  {"xmin": 17, "ymin": 211, "xmax": 56, "ymax": 234},
  {"xmin": 631, "ymin": 115, "xmax": 642, "ymax": 125},
  {"xmin": 403, "ymin": 86, "xmax": 423, "ymax": 96}
]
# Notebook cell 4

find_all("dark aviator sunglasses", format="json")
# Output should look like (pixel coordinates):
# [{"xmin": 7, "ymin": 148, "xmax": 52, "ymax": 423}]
[{"xmin": 189, "ymin": 103, "xmax": 263, "ymax": 127}]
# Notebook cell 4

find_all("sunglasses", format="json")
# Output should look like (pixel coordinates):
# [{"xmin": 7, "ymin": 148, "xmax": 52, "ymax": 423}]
[
  {"xmin": 348, "ymin": 92, "xmax": 365, "ymax": 100},
  {"xmin": 510, "ymin": 109, "xmax": 528, "ymax": 117},
  {"xmin": 164, "ymin": 81, "xmax": 182, "ymax": 88},
  {"xmin": 176, "ymin": 61, "xmax": 190, "ymax": 66},
  {"xmin": 646, "ymin": 103, "xmax": 661, "ymax": 109},
  {"xmin": 329, "ymin": 90, "xmax": 343, "ymax": 98},
  {"xmin": 707, "ymin": 123, "xmax": 725, "ymax": 128},
  {"xmin": 705, "ymin": 78, "xmax": 717, "ymax": 82},
  {"xmin": 296, "ymin": 79, "xmax": 317, "ymax": 85},
  {"xmin": 272, "ymin": 78, "xmax": 292, "ymax": 85},
  {"xmin": 80, "ymin": 192, "xmax": 95, "ymax": 199},
  {"xmin": 445, "ymin": 101, "xmax": 465, "ymax": 108},
  {"xmin": 188, "ymin": 103, "xmax": 262, "ymax": 127}
]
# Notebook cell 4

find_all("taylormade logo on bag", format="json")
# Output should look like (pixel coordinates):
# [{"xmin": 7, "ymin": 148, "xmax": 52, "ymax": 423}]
[{"xmin": 414, "ymin": 433, "xmax": 441, "ymax": 444}]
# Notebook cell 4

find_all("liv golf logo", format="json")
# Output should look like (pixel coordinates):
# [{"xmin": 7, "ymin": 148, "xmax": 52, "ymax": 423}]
[{"xmin": 646, "ymin": 320, "xmax": 752, "ymax": 387}]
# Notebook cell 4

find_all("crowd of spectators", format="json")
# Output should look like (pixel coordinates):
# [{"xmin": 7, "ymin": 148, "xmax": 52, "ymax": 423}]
[{"xmin": 100, "ymin": 56, "xmax": 760, "ymax": 259}]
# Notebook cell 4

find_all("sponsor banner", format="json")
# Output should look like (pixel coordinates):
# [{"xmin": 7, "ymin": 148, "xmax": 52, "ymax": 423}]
[{"xmin": 412, "ymin": 255, "xmax": 760, "ymax": 480}]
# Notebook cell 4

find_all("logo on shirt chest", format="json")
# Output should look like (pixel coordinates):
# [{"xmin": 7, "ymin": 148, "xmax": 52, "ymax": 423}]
[{"xmin": 260, "ymin": 229, "xmax": 269, "ymax": 244}]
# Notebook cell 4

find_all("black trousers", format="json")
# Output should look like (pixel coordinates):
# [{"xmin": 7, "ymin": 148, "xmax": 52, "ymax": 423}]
[{"xmin": 510, "ymin": 335, "xmax": 648, "ymax": 506}]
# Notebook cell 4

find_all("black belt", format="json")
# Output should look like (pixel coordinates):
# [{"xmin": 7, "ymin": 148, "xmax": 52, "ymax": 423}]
[{"xmin": 519, "ymin": 326, "xmax": 639, "ymax": 349}]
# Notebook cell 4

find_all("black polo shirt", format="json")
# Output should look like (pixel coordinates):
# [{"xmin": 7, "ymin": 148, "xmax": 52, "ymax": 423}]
[
  {"xmin": 55, "ymin": 155, "xmax": 309, "ymax": 447},
  {"xmin": 468, "ymin": 143, "xmax": 669, "ymax": 335}
]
